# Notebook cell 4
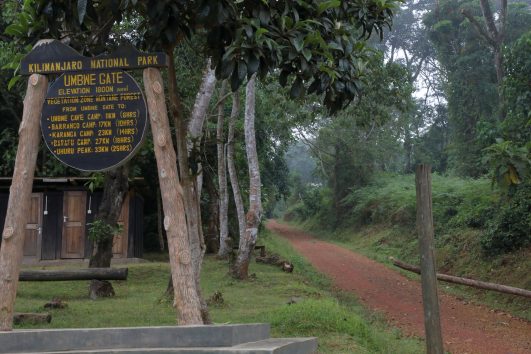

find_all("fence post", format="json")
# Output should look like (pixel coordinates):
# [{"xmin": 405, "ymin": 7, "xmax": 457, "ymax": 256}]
[{"xmin": 415, "ymin": 164, "xmax": 444, "ymax": 354}]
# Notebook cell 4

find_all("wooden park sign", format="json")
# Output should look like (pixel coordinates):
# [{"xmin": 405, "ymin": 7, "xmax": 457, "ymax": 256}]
[
  {"xmin": 1, "ymin": 39, "xmax": 204, "ymax": 330},
  {"xmin": 24, "ymin": 40, "xmax": 163, "ymax": 171}
]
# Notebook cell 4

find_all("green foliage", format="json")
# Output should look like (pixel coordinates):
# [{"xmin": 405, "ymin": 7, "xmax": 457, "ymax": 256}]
[
  {"xmin": 481, "ymin": 183, "xmax": 531, "ymax": 255},
  {"xmin": 4, "ymin": 0, "xmax": 44, "ymax": 40},
  {"xmin": 87, "ymin": 220, "xmax": 123, "ymax": 243},
  {"xmin": 20, "ymin": 0, "xmax": 401, "ymax": 113},
  {"xmin": 2, "ymin": 0, "xmax": 401, "ymax": 113},
  {"xmin": 481, "ymin": 30, "xmax": 531, "ymax": 193},
  {"xmin": 305, "ymin": 56, "xmax": 414, "ymax": 220},
  {"xmin": 410, "ymin": 104, "xmax": 449, "ymax": 173},
  {"xmin": 503, "ymin": 30, "xmax": 531, "ymax": 145},
  {"xmin": 289, "ymin": 185, "xmax": 326, "ymax": 219},
  {"xmin": 342, "ymin": 174, "xmax": 497, "ymax": 231},
  {"xmin": 267, "ymin": 299, "xmax": 417, "ymax": 354},
  {"xmin": 84, "ymin": 173, "xmax": 105, "ymax": 193},
  {"xmin": 292, "ymin": 172, "xmax": 531, "ymax": 256},
  {"xmin": 424, "ymin": 0, "xmax": 531, "ymax": 177},
  {"xmin": 1, "ymin": 0, "xmax": 42, "ymax": 88},
  {"xmin": 483, "ymin": 139, "xmax": 530, "ymax": 193},
  {"xmin": 0, "ymin": 128, "xmax": 17, "ymax": 176}
]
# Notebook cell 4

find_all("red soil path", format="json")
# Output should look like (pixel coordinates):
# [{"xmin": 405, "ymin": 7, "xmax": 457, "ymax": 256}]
[{"xmin": 266, "ymin": 220, "xmax": 531, "ymax": 354}]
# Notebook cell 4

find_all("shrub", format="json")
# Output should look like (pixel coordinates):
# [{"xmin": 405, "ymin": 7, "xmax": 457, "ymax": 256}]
[{"xmin": 481, "ymin": 183, "xmax": 531, "ymax": 255}]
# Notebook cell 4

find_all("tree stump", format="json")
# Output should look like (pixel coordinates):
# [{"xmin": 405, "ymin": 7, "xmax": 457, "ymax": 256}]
[
  {"xmin": 89, "ymin": 280, "xmax": 115, "ymax": 300},
  {"xmin": 281, "ymin": 262, "xmax": 294, "ymax": 273}
]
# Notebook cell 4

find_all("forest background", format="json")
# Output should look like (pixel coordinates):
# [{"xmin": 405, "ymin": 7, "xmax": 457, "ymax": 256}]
[{"xmin": 0, "ymin": 0, "xmax": 530, "ymax": 321}]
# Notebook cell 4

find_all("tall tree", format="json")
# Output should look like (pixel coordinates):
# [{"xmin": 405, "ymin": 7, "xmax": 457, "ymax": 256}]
[
  {"xmin": 216, "ymin": 82, "xmax": 231, "ymax": 258},
  {"xmin": 461, "ymin": 0, "xmax": 507, "ymax": 119},
  {"xmin": 232, "ymin": 75, "xmax": 261, "ymax": 279},
  {"xmin": 227, "ymin": 92, "xmax": 246, "ymax": 243}
]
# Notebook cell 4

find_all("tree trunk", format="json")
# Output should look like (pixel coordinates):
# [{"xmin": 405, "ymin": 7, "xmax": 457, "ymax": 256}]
[
  {"xmin": 227, "ymin": 91, "xmax": 246, "ymax": 241},
  {"xmin": 232, "ymin": 76, "xmax": 261, "ymax": 280},
  {"xmin": 19, "ymin": 268, "xmax": 128, "ymax": 281},
  {"xmin": 89, "ymin": 165, "xmax": 129, "ymax": 269},
  {"xmin": 188, "ymin": 58, "xmax": 217, "ymax": 142},
  {"xmin": 404, "ymin": 129, "xmax": 413, "ymax": 173},
  {"xmin": 143, "ymin": 67, "xmax": 203, "ymax": 325},
  {"xmin": 332, "ymin": 142, "xmax": 342, "ymax": 225},
  {"xmin": 0, "ymin": 74, "xmax": 47, "ymax": 331},
  {"xmin": 462, "ymin": 0, "xmax": 507, "ymax": 120},
  {"xmin": 188, "ymin": 59, "xmax": 217, "ymax": 198},
  {"xmin": 391, "ymin": 257, "xmax": 531, "ymax": 298},
  {"xmin": 166, "ymin": 49, "xmax": 209, "ymax": 323},
  {"xmin": 157, "ymin": 187, "xmax": 165, "ymax": 251},
  {"xmin": 217, "ymin": 82, "xmax": 231, "ymax": 258},
  {"xmin": 204, "ymin": 165, "xmax": 220, "ymax": 254}
]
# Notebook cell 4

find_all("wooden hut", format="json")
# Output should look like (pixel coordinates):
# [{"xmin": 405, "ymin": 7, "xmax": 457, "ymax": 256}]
[{"xmin": 0, "ymin": 177, "xmax": 143, "ymax": 262}]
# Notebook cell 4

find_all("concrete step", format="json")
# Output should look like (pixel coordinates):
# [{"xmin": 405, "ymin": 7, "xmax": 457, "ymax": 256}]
[
  {"xmin": 14, "ymin": 338, "xmax": 317, "ymax": 354},
  {"xmin": 0, "ymin": 325, "xmax": 270, "ymax": 353}
]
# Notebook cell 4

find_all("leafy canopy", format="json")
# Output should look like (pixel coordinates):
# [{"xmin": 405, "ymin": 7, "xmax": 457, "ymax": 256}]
[{"xmin": 6, "ymin": 0, "xmax": 401, "ymax": 113}]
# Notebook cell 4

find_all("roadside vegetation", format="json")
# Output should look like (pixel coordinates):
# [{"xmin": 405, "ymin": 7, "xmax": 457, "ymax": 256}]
[
  {"xmin": 284, "ymin": 173, "xmax": 531, "ymax": 321},
  {"xmin": 15, "ymin": 230, "xmax": 422, "ymax": 354}
]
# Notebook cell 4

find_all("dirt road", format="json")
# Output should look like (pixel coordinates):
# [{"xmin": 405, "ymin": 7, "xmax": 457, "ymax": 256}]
[{"xmin": 266, "ymin": 220, "xmax": 531, "ymax": 354}]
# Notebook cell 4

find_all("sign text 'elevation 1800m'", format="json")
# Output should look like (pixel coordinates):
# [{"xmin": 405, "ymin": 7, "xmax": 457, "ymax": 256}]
[{"xmin": 41, "ymin": 69, "xmax": 147, "ymax": 171}]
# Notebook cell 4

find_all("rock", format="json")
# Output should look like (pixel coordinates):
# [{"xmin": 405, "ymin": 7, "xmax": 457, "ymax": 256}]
[{"xmin": 207, "ymin": 291, "xmax": 224, "ymax": 306}]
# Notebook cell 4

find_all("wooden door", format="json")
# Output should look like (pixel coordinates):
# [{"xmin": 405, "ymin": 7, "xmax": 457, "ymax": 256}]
[
  {"xmin": 61, "ymin": 191, "xmax": 86, "ymax": 258},
  {"xmin": 23, "ymin": 193, "xmax": 43, "ymax": 258},
  {"xmin": 112, "ymin": 194, "xmax": 129, "ymax": 258}
]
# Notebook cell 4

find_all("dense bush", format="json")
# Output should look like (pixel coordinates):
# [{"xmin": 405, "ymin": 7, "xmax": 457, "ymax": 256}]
[
  {"xmin": 288, "ymin": 173, "xmax": 530, "ymax": 256},
  {"xmin": 342, "ymin": 174, "xmax": 495, "ymax": 230},
  {"xmin": 481, "ymin": 183, "xmax": 531, "ymax": 255},
  {"xmin": 284, "ymin": 185, "xmax": 333, "ymax": 223}
]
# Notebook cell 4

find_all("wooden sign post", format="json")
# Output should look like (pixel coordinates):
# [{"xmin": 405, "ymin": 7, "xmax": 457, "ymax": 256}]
[
  {"xmin": 0, "ymin": 40, "xmax": 197, "ymax": 330},
  {"xmin": 415, "ymin": 164, "xmax": 444, "ymax": 354},
  {"xmin": 0, "ymin": 74, "xmax": 48, "ymax": 330}
]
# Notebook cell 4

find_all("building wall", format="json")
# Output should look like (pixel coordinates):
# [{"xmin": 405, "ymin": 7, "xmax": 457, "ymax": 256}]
[{"xmin": 0, "ymin": 189, "xmax": 143, "ymax": 260}]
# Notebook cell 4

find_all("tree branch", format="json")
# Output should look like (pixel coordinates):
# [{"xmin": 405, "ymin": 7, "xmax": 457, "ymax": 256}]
[
  {"xmin": 461, "ymin": 9, "xmax": 497, "ymax": 48},
  {"xmin": 411, "ymin": 55, "xmax": 428, "ymax": 83},
  {"xmin": 498, "ymin": 0, "xmax": 507, "ymax": 41},
  {"xmin": 479, "ymin": 0, "xmax": 499, "ymax": 40}
]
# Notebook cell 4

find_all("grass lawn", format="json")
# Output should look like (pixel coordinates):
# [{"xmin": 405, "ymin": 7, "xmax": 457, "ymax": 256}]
[{"xmin": 14, "ymin": 230, "xmax": 423, "ymax": 353}]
